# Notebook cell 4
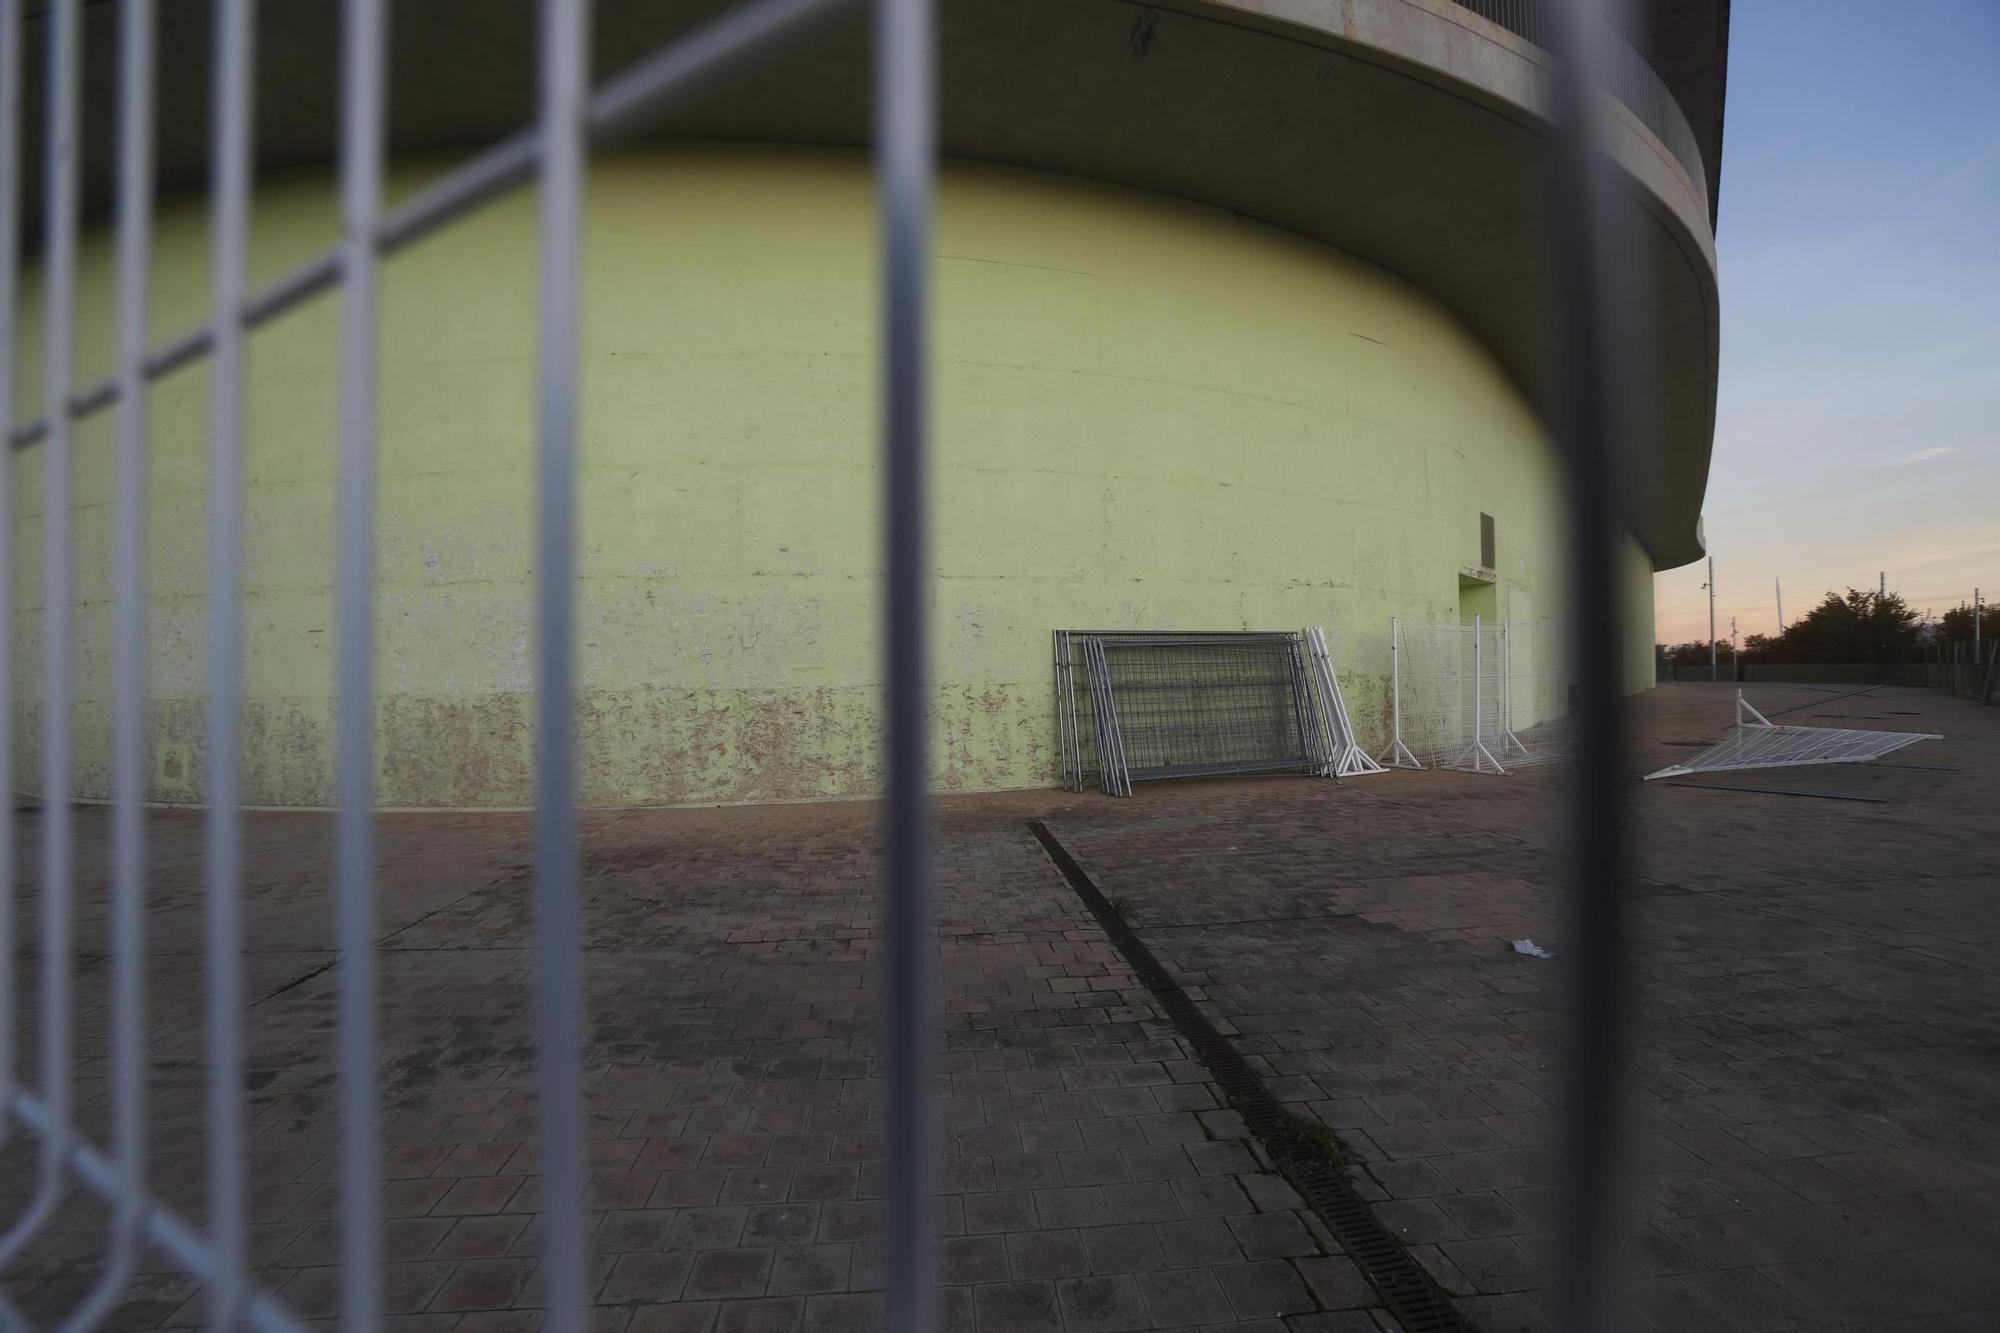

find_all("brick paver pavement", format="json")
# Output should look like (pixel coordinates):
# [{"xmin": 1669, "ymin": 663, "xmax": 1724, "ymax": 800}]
[
  {"xmin": 1047, "ymin": 683, "xmax": 2000, "ymax": 1331},
  {"xmin": 0, "ymin": 771, "xmax": 1395, "ymax": 1329},
  {"xmin": 2, "ymin": 683, "xmax": 1995, "ymax": 1331}
]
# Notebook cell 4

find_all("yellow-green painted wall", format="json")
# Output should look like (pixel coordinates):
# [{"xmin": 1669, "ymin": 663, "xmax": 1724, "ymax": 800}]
[{"xmin": 10, "ymin": 145, "xmax": 1656, "ymax": 807}]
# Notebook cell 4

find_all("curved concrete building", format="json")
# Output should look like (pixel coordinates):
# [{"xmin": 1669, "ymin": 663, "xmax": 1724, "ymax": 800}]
[{"xmin": 11, "ymin": 0, "xmax": 1726, "ymax": 806}]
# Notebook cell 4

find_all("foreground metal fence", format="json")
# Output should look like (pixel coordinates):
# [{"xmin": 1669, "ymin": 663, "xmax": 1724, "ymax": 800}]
[
  {"xmin": 0, "ymin": 0, "xmax": 930, "ymax": 1328},
  {"xmin": 0, "ymin": 1, "xmax": 1637, "ymax": 1330}
]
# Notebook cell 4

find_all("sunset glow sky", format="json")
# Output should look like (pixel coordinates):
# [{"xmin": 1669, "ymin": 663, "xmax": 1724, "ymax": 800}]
[{"xmin": 1652, "ymin": 0, "xmax": 1999, "ymax": 645}]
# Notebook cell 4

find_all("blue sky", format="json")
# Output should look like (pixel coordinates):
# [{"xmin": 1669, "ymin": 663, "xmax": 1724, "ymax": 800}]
[{"xmin": 1653, "ymin": 0, "xmax": 2000, "ymax": 644}]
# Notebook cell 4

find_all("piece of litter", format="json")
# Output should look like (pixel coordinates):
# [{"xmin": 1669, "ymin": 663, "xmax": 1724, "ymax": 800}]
[{"xmin": 1511, "ymin": 938, "xmax": 1553, "ymax": 959}]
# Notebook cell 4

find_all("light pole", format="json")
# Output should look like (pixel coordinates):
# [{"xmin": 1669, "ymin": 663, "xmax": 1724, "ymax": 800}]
[{"xmin": 1703, "ymin": 555, "xmax": 1717, "ymax": 682}]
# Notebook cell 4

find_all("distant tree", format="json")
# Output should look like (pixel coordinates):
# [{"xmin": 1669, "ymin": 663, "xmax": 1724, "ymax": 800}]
[
  {"xmin": 1740, "ymin": 632, "xmax": 1792, "ymax": 665},
  {"xmin": 1936, "ymin": 603, "xmax": 2000, "ymax": 644},
  {"xmin": 1780, "ymin": 588, "xmax": 1921, "ymax": 664},
  {"xmin": 1664, "ymin": 639, "xmax": 1728, "ymax": 668}
]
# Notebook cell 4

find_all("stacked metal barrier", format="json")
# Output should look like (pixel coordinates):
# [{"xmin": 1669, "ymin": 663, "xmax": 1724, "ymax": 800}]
[
  {"xmin": 1055, "ymin": 629, "xmax": 1371, "ymax": 796},
  {"xmin": 1305, "ymin": 625, "xmax": 1388, "ymax": 778}
]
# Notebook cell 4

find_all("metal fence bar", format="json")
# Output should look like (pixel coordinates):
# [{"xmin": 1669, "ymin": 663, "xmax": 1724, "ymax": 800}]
[
  {"xmin": 4, "ymin": 1092, "xmax": 307, "ymax": 1333},
  {"xmin": 0, "ymin": 0, "xmax": 80, "ymax": 1275},
  {"xmin": 0, "ymin": 7, "xmax": 288, "ymax": 1314},
  {"xmin": 533, "ymin": 0, "xmax": 592, "ymax": 1325},
  {"xmin": 1542, "ymin": 2, "xmax": 1632, "ymax": 1330},
  {"xmin": 335, "ymin": 0, "xmax": 389, "ymax": 1327},
  {"xmin": 204, "ymin": 0, "xmax": 256, "ymax": 1322},
  {"xmin": 0, "ymin": 0, "xmax": 920, "ymax": 1327},
  {"xmin": 876, "ymin": 0, "xmax": 936, "ymax": 1324},
  {"xmin": 3, "ymin": 0, "xmax": 857, "ymax": 456},
  {"xmin": 0, "ymin": 0, "xmax": 20, "ymax": 1166},
  {"xmin": 54, "ymin": 1, "xmax": 157, "ymax": 1327}
]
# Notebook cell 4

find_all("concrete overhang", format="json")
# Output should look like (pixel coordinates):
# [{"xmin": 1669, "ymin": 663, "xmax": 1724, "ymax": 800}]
[{"xmin": 17, "ymin": 0, "xmax": 1719, "ymax": 567}]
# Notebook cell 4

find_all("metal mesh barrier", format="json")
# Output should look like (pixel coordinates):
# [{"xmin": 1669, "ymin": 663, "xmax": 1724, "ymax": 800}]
[
  {"xmin": 1499, "ymin": 619, "xmax": 1577, "ymax": 767},
  {"xmin": 0, "ymin": 0, "xmax": 934, "ymax": 1328},
  {"xmin": 1379, "ymin": 616, "xmax": 1573, "ymax": 775},
  {"xmin": 1056, "ymin": 630, "xmax": 1332, "ymax": 796},
  {"xmin": 1397, "ymin": 620, "xmax": 1482, "ymax": 770},
  {"xmin": 1377, "ymin": 617, "xmax": 1507, "ymax": 774},
  {"xmin": 1306, "ymin": 625, "xmax": 1388, "ymax": 778},
  {"xmin": 1643, "ymin": 692, "xmax": 1941, "ymax": 781}
]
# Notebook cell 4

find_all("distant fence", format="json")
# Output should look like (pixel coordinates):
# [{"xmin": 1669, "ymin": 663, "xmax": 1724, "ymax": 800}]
[
  {"xmin": 1922, "ymin": 641, "xmax": 1999, "ymax": 704},
  {"xmin": 1741, "ymin": 663, "xmax": 1930, "ymax": 687},
  {"xmin": 1657, "ymin": 649, "xmax": 1995, "ymax": 703}
]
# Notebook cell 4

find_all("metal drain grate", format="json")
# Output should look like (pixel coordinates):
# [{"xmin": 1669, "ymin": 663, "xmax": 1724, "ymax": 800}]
[{"xmin": 1027, "ymin": 821, "xmax": 1476, "ymax": 1333}]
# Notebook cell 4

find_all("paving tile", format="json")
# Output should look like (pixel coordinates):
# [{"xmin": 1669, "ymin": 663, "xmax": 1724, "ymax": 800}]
[
  {"xmin": 714, "ymin": 1297, "xmax": 804, "ymax": 1333},
  {"xmin": 667, "ymin": 1208, "xmax": 749, "ymax": 1252},
  {"xmin": 1294, "ymin": 1256, "xmax": 1375, "ymax": 1311},
  {"xmin": 595, "ymin": 1210, "xmax": 678, "ymax": 1254},
  {"xmin": 1173, "ymin": 1176, "xmax": 1254, "ymax": 1218},
  {"xmin": 1138, "ymin": 1266, "xmax": 1237, "ymax": 1326},
  {"xmin": 961, "ymin": 1190, "xmax": 1036, "ymax": 1234},
  {"xmin": 1227, "ymin": 1211, "xmax": 1318, "ymax": 1260},
  {"xmin": 799, "ymin": 1292, "xmax": 884, "ymax": 1332},
  {"xmin": 815, "ymin": 1201, "xmax": 883, "ymax": 1244},
  {"xmin": 937, "ymin": 1235, "xmax": 1009, "ymax": 1285},
  {"xmin": 1005, "ymin": 1228, "xmax": 1092, "ymax": 1280},
  {"xmin": 972, "ymin": 1281, "xmax": 1061, "ymax": 1333},
  {"xmin": 684, "ymin": 1249, "xmax": 774, "ymax": 1301},
  {"xmin": 430, "ymin": 1257, "xmax": 536, "ymax": 1313},
  {"xmin": 598, "ymin": 1252, "xmax": 693, "ymax": 1306},
  {"xmin": 766, "ymin": 1245, "xmax": 850, "ymax": 1297},
  {"xmin": 1083, "ymin": 1223, "xmax": 1167, "ymax": 1274},
  {"xmin": 744, "ymin": 1205, "xmax": 818, "ymax": 1247},
  {"xmin": 1676, "ymin": 1265, "xmax": 1824, "ymax": 1332},
  {"xmin": 432, "ymin": 1176, "xmax": 523, "ymax": 1217},
  {"xmin": 1213, "ymin": 1261, "xmax": 1315, "ymax": 1320},
  {"xmin": 1035, "ymin": 1186, "xmax": 1111, "ymax": 1230},
  {"xmin": 1238, "ymin": 1174, "xmax": 1305, "ymax": 1214},
  {"xmin": 1056, "ymin": 1274, "xmax": 1152, "ymax": 1333}
]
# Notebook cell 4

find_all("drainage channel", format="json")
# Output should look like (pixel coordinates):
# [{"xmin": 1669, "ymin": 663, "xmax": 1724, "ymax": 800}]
[{"xmin": 1027, "ymin": 819, "xmax": 1475, "ymax": 1333}]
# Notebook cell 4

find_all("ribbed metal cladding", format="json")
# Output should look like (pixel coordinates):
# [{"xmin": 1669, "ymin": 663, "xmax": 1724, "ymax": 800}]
[{"xmin": 0, "ymin": 1, "xmax": 936, "ymax": 1327}]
